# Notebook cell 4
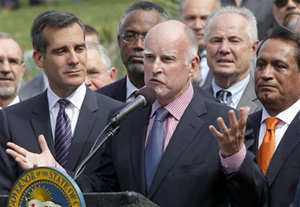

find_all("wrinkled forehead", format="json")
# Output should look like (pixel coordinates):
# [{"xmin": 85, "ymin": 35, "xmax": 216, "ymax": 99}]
[{"xmin": 0, "ymin": 38, "xmax": 23, "ymax": 59}]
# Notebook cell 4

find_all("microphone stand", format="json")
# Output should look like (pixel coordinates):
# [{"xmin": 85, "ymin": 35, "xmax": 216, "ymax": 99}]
[{"xmin": 73, "ymin": 124, "xmax": 120, "ymax": 181}]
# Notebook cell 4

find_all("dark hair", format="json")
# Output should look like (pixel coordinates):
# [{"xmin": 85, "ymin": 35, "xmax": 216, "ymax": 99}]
[
  {"xmin": 85, "ymin": 24, "xmax": 100, "ymax": 43},
  {"xmin": 118, "ymin": 1, "xmax": 169, "ymax": 33},
  {"xmin": 31, "ymin": 11, "xmax": 85, "ymax": 57},
  {"xmin": 258, "ymin": 26, "xmax": 300, "ymax": 70}
]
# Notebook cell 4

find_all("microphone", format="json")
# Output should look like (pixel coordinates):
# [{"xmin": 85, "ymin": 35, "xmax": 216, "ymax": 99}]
[
  {"xmin": 73, "ymin": 87, "xmax": 156, "ymax": 180},
  {"xmin": 108, "ymin": 87, "xmax": 157, "ymax": 127}
]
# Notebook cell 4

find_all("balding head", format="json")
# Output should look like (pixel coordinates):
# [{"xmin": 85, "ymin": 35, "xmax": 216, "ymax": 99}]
[{"xmin": 143, "ymin": 20, "xmax": 199, "ymax": 105}]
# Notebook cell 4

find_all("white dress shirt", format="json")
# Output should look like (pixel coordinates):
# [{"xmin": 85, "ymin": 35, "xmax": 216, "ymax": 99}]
[
  {"xmin": 48, "ymin": 83, "xmax": 86, "ymax": 139},
  {"xmin": 199, "ymin": 50, "xmax": 210, "ymax": 87},
  {"xmin": 212, "ymin": 74, "xmax": 250, "ymax": 109},
  {"xmin": 259, "ymin": 99, "xmax": 300, "ymax": 150},
  {"xmin": 126, "ymin": 75, "xmax": 139, "ymax": 103}
]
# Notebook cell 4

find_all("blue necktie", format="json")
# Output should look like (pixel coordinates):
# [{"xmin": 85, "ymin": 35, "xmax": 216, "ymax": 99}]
[
  {"xmin": 55, "ymin": 99, "xmax": 73, "ymax": 167},
  {"xmin": 217, "ymin": 90, "xmax": 232, "ymax": 106},
  {"xmin": 145, "ymin": 107, "xmax": 169, "ymax": 192}
]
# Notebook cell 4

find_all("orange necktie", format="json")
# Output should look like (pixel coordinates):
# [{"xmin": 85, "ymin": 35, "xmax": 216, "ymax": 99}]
[{"xmin": 258, "ymin": 117, "xmax": 281, "ymax": 175}]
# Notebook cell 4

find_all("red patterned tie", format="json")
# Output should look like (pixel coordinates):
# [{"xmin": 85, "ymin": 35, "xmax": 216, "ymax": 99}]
[{"xmin": 55, "ymin": 99, "xmax": 73, "ymax": 167}]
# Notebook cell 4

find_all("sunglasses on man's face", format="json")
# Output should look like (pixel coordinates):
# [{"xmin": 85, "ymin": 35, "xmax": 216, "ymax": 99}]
[{"xmin": 274, "ymin": 0, "xmax": 300, "ymax": 8}]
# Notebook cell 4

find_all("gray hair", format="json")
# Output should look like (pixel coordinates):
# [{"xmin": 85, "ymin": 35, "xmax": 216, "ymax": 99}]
[
  {"xmin": 31, "ymin": 11, "xmax": 85, "ymax": 57},
  {"xmin": 204, "ymin": 6, "xmax": 258, "ymax": 44},
  {"xmin": 87, "ymin": 43, "xmax": 113, "ymax": 73},
  {"xmin": 85, "ymin": 24, "xmax": 100, "ymax": 43},
  {"xmin": 118, "ymin": 1, "xmax": 169, "ymax": 34},
  {"xmin": 183, "ymin": 24, "xmax": 198, "ymax": 65},
  {"xmin": 0, "ymin": 32, "xmax": 24, "ymax": 62},
  {"xmin": 179, "ymin": 0, "xmax": 221, "ymax": 15}
]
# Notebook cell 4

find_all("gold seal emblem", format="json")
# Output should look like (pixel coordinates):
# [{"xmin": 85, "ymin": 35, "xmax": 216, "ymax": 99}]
[{"xmin": 7, "ymin": 167, "xmax": 86, "ymax": 207}]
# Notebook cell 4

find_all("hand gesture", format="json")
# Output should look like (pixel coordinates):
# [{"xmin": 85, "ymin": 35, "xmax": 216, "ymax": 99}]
[
  {"xmin": 209, "ymin": 107, "xmax": 250, "ymax": 158},
  {"xmin": 6, "ymin": 135, "xmax": 57, "ymax": 170}
]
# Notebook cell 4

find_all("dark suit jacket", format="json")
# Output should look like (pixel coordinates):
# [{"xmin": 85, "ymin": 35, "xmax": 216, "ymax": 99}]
[
  {"xmin": 88, "ymin": 87, "xmax": 268, "ymax": 207},
  {"xmin": 294, "ymin": 180, "xmax": 300, "ymax": 207},
  {"xmin": 19, "ymin": 73, "xmax": 47, "ymax": 101},
  {"xmin": 249, "ymin": 111, "xmax": 300, "ymax": 207},
  {"xmin": 205, "ymin": 75, "xmax": 263, "ymax": 114},
  {"xmin": 96, "ymin": 77, "xmax": 127, "ymax": 102},
  {"xmin": 0, "ymin": 88, "xmax": 122, "ymax": 194}
]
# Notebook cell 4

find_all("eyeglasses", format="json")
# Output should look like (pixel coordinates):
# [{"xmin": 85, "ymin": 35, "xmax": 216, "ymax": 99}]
[
  {"xmin": 274, "ymin": 0, "xmax": 300, "ymax": 8},
  {"xmin": 122, "ymin": 32, "xmax": 146, "ymax": 44},
  {"xmin": 0, "ymin": 58, "xmax": 23, "ymax": 70}
]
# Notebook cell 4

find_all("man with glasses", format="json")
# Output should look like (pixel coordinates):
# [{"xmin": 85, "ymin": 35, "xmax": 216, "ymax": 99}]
[
  {"xmin": 97, "ymin": 1, "xmax": 169, "ymax": 103},
  {"xmin": 273, "ymin": 0, "xmax": 300, "ymax": 30},
  {"xmin": 0, "ymin": 33, "xmax": 25, "ymax": 109}
]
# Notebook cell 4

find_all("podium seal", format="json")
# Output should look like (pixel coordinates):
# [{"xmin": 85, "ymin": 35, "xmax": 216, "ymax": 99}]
[{"xmin": 7, "ymin": 167, "xmax": 86, "ymax": 207}]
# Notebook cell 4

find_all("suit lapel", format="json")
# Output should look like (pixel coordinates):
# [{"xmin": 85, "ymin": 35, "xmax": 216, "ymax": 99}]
[
  {"xmin": 30, "ymin": 92, "xmax": 54, "ymax": 154},
  {"xmin": 267, "ymin": 112, "xmax": 300, "ymax": 185},
  {"xmin": 237, "ymin": 75, "xmax": 261, "ymax": 114},
  {"xmin": 249, "ymin": 111, "xmax": 262, "ymax": 155},
  {"xmin": 148, "ymin": 91, "xmax": 207, "ymax": 198},
  {"xmin": 130, "ymin": 107, "xmax": 151, "ymax": 195},
  {"xmin": 113, "ymin": 77, "xmax": 127, "ymax": 102},
  {"xmin": 66, "ymin": 89, "xmax": 97, "ymax": 170}
]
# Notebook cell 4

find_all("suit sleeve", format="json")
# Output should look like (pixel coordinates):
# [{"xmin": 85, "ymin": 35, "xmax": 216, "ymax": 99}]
[
  {"xmin": 224, "ymin": 119, "xmax": 269, "ymax": 207},
  {"xmin": 0, "ymin": 110, "xmax": 19, "ymax": 195}
]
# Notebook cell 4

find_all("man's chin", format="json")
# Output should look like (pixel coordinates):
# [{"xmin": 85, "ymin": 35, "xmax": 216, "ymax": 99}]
[{"xmin": 127, "ymin": 64, "xmax": 144, "ymax": 77}]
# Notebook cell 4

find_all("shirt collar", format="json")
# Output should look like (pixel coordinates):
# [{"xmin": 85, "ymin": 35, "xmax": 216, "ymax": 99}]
[
  {"xmin": 41, "ymin": 71, "xmax": 49, "ymax": 91},
  {"xmin": 261, "ymin": 98, "xmax": 300, "ymax": 125},
  {"xmin": 126, "ymin": 75, "xmax": 139, "ymax": 100},
  {"xmin": 212, "ymin": 74, "xmax": 250, "ymax": 106},
  {"xmin": 150, "ymin": 83, "xmax": 194, "ymax": 121},
  {"xmin": 8, "ymin": 96, "xmax": 20, "ymax": 107},
  {"xmin": 48, "ymin": 83, "xmax": 86, "ymax": 111}
]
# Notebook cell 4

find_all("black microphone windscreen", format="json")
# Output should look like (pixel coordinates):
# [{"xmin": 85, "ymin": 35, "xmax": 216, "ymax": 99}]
[{"xmin": 136, "ymin": 87, "xmax": 157, "ymax": 106}]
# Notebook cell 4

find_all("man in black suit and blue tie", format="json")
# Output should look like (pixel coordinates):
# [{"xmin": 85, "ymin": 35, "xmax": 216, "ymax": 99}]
[{"xmin": 88, "ymin": 20, "xmax": 268, "ymax": 206}]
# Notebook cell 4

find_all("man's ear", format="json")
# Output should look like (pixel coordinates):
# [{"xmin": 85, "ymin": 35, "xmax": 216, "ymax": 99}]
[
  {"xmin": 251, "ymin": 40, "xmax": 259, "ymax": 60},
  {"xmin": 189, "ymin": 56, "xmax": 200, "ymax": 77},
  {"xmin": 32, "ymin": 50, "xmax": 44, "ymax": 69},
  {"xmin": 109, "ymin": 67, "xmax": 116, "ymax": 82},
  {"xmin": 19, "ymin": 62, "xmax": 26, "ymax": 79}
]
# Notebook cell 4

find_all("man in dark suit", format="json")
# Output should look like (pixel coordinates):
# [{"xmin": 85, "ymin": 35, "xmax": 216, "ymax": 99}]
[
  {"xmin": 204, "ymin": 6, "xmax": 263, "ymax": 114},
  {"xmin": 96, "ymin": 1, "xmax": 169, "ymax": 103},
  {"xmin": 0, "ymin": 11, "xmax": 121, "ymax": 194},
  {"xmin": 250, "ymin": 26, "xmax": 300, "ymax": 206},
  {"xmin": 0, "ymin": 33, "xmax": 25, "ymax": 108},
  {"xmin": 87, "ymin": 20, "xmax": 268, "ymax": 206}
]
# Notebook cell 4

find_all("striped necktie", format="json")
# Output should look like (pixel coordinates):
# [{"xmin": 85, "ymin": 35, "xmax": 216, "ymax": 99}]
[
  {"xmin": 216, "ymin": 90, "xmax": 232, "ymax": 106},
  {"xmin": 55, "ymin": 99, "xmax": 73, "ymax": 167}
]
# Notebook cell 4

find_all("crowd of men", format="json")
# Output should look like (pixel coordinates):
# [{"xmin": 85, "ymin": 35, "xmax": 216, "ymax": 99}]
[{"xmin": 0, "ymin": 1, "xmax": 299, "ymax": 206}]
